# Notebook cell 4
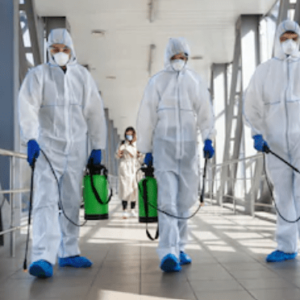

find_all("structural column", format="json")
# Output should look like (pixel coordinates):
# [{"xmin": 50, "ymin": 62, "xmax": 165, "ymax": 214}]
[
  {"xmin": 210, "ymin": 63, "xmax": 228, "ymax": 199},
  {"xmin": 239, "ymin": 15, "xmax": 261, "ymax": 214},
  {"xmin": 0, "ymin": 0, "xmax": 19, "ymax": 248},
  {"xmin": 0, "ymin": 0, "xmax": 19, "ymax": 189}
]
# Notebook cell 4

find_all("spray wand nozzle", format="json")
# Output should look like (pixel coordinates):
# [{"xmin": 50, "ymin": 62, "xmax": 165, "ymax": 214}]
[
  {"xmin": 263, "ymin": 145, "xmax": 300, "ymax": 174},
  {"xmin": 263, "ymin": 144, "xmax": 270, "ymax": 154}
]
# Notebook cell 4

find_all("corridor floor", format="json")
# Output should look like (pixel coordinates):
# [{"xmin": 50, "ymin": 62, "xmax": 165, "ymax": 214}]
[{"xmin": 1, "ymin": 198, "xmax": 300, "ymax": 300}]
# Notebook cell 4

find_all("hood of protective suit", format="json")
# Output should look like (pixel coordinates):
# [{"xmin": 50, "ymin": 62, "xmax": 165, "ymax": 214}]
[
  {"xmin": 47, "ymin": 28, "xmax": 77, "ymax": 67},
  {"xmin": 164, "ymin": 37, "xmax": 190, "ymax": 70},
  {"xmin": 274, "ymin": 20, "xmax": 300, "ymax": 60}
]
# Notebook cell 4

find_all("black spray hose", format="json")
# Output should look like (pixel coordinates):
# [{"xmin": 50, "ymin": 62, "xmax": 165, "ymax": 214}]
[
  {"xmin": 138, "ymin": 156, "xmax": 209, "ymax": 221},
  {"xmin": 40, "ymin": 149, "xmax": 87, "ymax": 227},
  {"xmin": 23, "ymin": 159, "xmax": 35, "ymax": 271},
  {"xmin": 263, "ymin": 145, "xmax": 300, "ymax": 223}
]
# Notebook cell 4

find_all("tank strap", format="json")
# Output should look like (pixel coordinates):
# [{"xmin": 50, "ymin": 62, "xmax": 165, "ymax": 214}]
[
  {"xmin": 90, "ymin": 166, "xmax": 113, "ymax": 205},
  {"xmin": 142, "ymin": 179, "xmax": 159, "ymax": 241}
]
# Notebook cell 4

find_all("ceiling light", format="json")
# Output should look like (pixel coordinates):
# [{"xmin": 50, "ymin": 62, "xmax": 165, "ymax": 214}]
[
  {"xmin": 191, "ymin": 56, "xmax": 203, "ymax": 60},
  {"xmin": 91, "ymin": 30, "xmax": 106, "ymax": 37}
]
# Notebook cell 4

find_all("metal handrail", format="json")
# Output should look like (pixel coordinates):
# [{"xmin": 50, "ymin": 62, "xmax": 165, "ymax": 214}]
[
  {"xmin": 207, "ymin": 153, "xmax": 270, "ymax": 216},
  {"xmin": 0, "ymin": 188, "xmax": 30, "ymax": 195},
  {"xmin": 0, "ymin": 148, "xmax": 29, "ymax": 257},
  {"xmin": 0, "ymin": 149, "xmax": 26, "ymax": 159},
  {"xmin": 211, "ymin": 154, "xmax": 262, "ymax": 168}
]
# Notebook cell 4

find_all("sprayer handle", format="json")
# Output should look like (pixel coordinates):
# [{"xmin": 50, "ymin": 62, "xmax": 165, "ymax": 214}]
[
  {"xmin": 31, "ymin": 158, "xmax": 36, "ymax": 170},
  {"xmin": 263, "ymin": 144, "xmax": 270, "ymax": 154}
]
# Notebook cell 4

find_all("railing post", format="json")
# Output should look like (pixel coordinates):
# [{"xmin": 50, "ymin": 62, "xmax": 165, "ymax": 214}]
[{"xmin": 10, "ymin": 156, "xmax": 16, "ymax": 257}]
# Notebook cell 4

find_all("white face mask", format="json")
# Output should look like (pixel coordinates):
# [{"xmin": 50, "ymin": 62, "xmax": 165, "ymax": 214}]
[
  {"xmin": 53, "ymin": 52, "xmax": 70, "ymax": 66},
  {"xmin": 281, "ymin": 39, "xmax": 298, "ymax": 56},
  {"xmin": 171, "ymin": 59, "xmax": 185, "ymax": 72},
  {"xmin": 126, "ymin": 135, "xmax": 133, "ymax": 141}
]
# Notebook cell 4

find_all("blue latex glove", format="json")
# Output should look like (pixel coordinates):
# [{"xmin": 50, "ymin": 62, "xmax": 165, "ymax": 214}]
[
  {"xmin": 89, "ymin": 149, "xmax": 102, "ymax": 165},
  {"xmin": 144, "ymin": 153, "xmax": 153, "ymax": 166},
  {"xmin": 27, "ymin": 140, "xmax": 40, "ymax": 167},
  {"xmin": 203, "ymin": 139, "xmax": 214, "ymax": 159},
  {"xmin": 253, "ymin": 135, "xmax": 269, "ymax": 152}
]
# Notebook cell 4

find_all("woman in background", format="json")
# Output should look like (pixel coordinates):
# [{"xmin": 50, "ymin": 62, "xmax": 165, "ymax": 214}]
[{"xmin": 116, "ymin": 127, "xmax": 142, "ymax": 219}]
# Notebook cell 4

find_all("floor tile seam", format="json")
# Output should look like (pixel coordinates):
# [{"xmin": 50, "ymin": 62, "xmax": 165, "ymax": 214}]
[
  {"xmin": 217, "ymin": 212, "xmax": 274, "ymax": 242},
  {"xmin": 186, "ymin": 276, "xmax": 199, "ymax": 300},
  {"xmin": 86, "ymin": 244, "xmax": 112, "ymax": 298},
  {"xmin": 220, "ymin": 261, "xmax": 275, "ymax": 273},
  {"xmin": 236, "ymin": 280, "xmax": 299, "ymax": 291},
  {"xmin": 191, "ymin": 214, "xmax": 265, "ymax": 260},
  {"xmin": 212, "ymin": 254, "xmax": 260, "ymax": 299},
  {"xmin": 6, "ymin": 266, "xmax": 23, "ymax": 281},
  {"xmin": 78, "ymin": 203, "xmax": 122, "ymax": 244},
  {"xmin": 246, "ymin": 286, "xmax": 300, "ymax": 300},
  {"xmin": 225, "ymin": 265, "xmax": 283, "ymax": 282},
  {"xmin": 244, "ymin": 252, "xmax": 300, "ymax": 281},
  {"xmin": 234, "ymin": 284, "xmax": 259, "ymax": 300},
  {"xmin": 227, "ymin": 270, "xmax": 300, "ymax": 293},
  {"xmin": 188, "ymin": 229, "xmax": 230, "ymax": 261},
  {"xmin": 268, "ymin": 271, "xmax": 300, "ymax": 290}
]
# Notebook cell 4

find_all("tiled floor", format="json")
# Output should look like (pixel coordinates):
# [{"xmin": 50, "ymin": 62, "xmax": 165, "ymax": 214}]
[{"xmin": 1, "ymin": 198, "xmax": 300, "ymax": 300}]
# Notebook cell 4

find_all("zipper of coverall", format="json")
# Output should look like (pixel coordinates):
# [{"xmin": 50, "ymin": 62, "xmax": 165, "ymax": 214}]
[
  {"xmin": 284, "ymin": 58, "xmax": 292, "ymax": 162},
  {"xmin": 63, "ymin": 68, "xmax": 72, "ymax": 153},
  {"xmin": 177, "ymin": 71, "xmax": 183, "ymax": 159}
]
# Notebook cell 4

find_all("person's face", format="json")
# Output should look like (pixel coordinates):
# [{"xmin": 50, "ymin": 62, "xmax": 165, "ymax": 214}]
[
  {"xmin": 171, "ymin": 53, "xmax": 187, "ymax": 61},
  {"xmin": 126, "ymin": 130, "xmax": 134, "ymax": 140},
  {"xmin": 49, "ymin": 43, "xmax": 71, "ymax": 58},
  {"xmin": 280, "ymin": 32, "xmax": 299, "ymax": 43}
]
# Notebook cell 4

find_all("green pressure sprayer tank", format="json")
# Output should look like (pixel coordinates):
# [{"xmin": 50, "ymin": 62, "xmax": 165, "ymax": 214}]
[
  {"xmin": 83, "ymin": 163, "xmax": 112, "ymax": 220},
  {"xmin": 138, "ymin": 165, "xmax": 158, "ymax": 223}
]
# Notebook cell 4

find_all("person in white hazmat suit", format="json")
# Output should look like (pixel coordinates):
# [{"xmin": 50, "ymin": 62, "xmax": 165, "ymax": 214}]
[
  {"xmin": 19, "ymin": 29, "xmax": 107, "ymax": 278},
  {"xmin": 244, "ymin": 20, "xmax": 300, "ymax": 263},
  {"xmin": 137, "ymin": 38, "xmax": 215, "ymax": 272}
]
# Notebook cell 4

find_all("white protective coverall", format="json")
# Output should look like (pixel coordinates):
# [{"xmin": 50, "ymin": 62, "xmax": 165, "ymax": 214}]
[
  {"xmin": 244, "ymin": 20, "xmax": 300, "ymax": 254},
  {"xmin": 137, "ymin": 38, "xmax": 215, "ymax": 260},
  {"xmin": 116, "ymin": 141, "xmax": 139, "ymax": 202},
  {"xmin": 19, "ymin": 29, "xmax": 107, "ymax": 264}
]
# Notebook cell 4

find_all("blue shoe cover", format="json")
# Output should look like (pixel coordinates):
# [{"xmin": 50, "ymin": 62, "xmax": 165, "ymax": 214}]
[
  {"xmin": 180, "ymin": 251, "xmax": 192, "ymax": 265},
  {"xmin": 58, "ymin": 256, "xmax": 93, "ymax": 268},
  {"xmin": 266, "ymin": 250, "xmax": 297, "ymax": 263},
  {"xmin": 160, "ymin": 254, "xmax": 181, "ymax": 272},
  {"xmin": 29, "ymin": 260, "xmax": 53, "ymax": 278}
]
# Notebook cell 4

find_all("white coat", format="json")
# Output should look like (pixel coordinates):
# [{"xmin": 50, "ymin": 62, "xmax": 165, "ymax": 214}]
[
  {"xmin": 137, "ymin": 38, "xmax": 215, "ymax": 260},
  {"xmin": 244, "ymin": 20, "xmax": 300, "ymax": 253},
  {"xmin": 116, "ymin": 141, "xmax": 140, "ymax": 202},
  {"xmin": 19, "ymin": 29, "xmax": 107, "ymax": 264}
]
